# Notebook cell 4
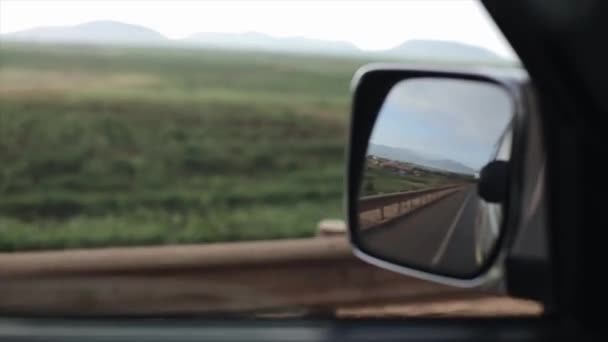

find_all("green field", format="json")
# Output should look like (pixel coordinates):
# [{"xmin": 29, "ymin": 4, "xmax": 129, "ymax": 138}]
[
  {"xmin": 360, "ymin": 158, "xmax": 476, "ymax": 196},
  {"xmin": 0, "ymin": 42, "xmax": 375, "ymax": 251},
  {"xmin": 361, "ymin": 164, "xmax": 453, "ymax": 196}
]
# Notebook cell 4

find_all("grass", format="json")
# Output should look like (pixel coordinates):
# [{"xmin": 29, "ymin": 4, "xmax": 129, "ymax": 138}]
[
  {"xmin": 0, "ymin": 42, "xmax": 367, "ymax": 251},
  {"xmin": 0, "ymin": 42, "xmax": 492, "ymax": 251}
]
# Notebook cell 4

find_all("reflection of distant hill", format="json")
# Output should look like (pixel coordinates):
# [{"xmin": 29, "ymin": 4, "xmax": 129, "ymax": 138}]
[{"xmin": 368, "ymin": 143, "xmax": 476, "ymax": 175}]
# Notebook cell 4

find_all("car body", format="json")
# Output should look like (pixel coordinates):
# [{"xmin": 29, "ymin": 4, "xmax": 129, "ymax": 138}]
[{"xmin": 474, "ymin": 119, "xmax": 513, "ymax": 265}]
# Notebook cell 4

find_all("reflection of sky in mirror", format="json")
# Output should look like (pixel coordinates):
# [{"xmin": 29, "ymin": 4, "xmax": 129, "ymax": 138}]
[{"xmin": 370, "ymin": 78, "xmax": 512, "ymax": 170}]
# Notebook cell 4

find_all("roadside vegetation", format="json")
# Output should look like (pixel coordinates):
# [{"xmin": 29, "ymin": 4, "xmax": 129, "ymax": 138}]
[
  {"xmin": 0, "ymin": 42, "xmax": 367, "ymax": 251},
  {"xmin": 361, "ymin": 160, "xmax": 473, "ymax": 196}
]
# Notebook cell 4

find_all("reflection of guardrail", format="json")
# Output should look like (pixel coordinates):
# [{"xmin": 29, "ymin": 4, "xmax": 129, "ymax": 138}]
[
  {"xmin": 0, "ymin": 237, "xmax": 495, "ymax": 316},
  {"xmin": 359, "ymin": 184, "xmax": 464, "ymax": 229}
]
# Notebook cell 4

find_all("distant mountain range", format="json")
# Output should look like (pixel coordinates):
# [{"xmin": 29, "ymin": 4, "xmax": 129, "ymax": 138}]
[
  {"xmin": 1, "ymin": 20, "xmax": 511, "ymax": 63},
  {"xmin": 385, "ymin": 39, "xmax": 502, "ymax": 63},
  {"xmin": 182, "ymin": 32, "xmax": 360, "ymax": 55},
  {"xmin": 367, "ymin": 143, "xmax": 476, "ymax": 175},
  {"xmin": 2, "ymin": 21, "xmax": 166, "ymax": 45}
]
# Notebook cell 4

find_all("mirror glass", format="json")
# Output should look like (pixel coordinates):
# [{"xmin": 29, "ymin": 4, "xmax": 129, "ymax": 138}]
[{"xmin": 358, "ymin": 77, "xmax": 513, "ymax": 277}]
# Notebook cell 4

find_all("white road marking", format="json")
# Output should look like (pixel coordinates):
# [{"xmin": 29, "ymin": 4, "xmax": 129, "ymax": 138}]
[{"xmin": 431, "ymin": 189, "xmax": 474, "ymax": 266}]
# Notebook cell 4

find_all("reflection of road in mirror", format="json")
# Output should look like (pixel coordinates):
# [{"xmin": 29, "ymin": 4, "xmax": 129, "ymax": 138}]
[{"xmin": 359, "ymin": 184, "xmax": 483, "ymax": 277}]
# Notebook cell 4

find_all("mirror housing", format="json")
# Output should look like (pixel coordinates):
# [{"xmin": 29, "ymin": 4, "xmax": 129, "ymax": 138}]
[{"xmin": 346, "ymin": 64, "xmax": 531, "ymax": 288}]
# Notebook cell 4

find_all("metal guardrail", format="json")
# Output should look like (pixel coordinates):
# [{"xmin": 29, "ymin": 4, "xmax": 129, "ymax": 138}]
[
  {"xmin": 359, "ymin": 184, "xmax": 463, "ymax": 212},
  {"xmin": 0, "ymin": 237, "xmax": 500, "ymax": 316},
  {"xmin": 358, "ymin": 184, "xmax": 464, "ymax": 229}
]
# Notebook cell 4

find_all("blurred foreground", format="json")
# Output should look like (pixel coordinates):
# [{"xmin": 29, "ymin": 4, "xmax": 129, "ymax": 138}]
[{"xmin": 0, "ymin": 43, "xmax": 360, "ymax": 251}]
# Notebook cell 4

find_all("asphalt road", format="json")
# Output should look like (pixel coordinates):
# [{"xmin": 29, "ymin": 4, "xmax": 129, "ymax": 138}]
[{"xmin": 361, "ymin": 185, "xmax": 480, "ymax": 277}]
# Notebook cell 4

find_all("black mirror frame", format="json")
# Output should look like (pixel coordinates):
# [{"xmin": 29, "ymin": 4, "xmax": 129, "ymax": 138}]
[{"xmin": 345, "ymin": 63, "xmax": 530, "ymax": 287}]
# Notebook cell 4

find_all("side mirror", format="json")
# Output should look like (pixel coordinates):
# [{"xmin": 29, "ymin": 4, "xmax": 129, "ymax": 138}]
[{"xmin": 346, "ymin": 64, "xmax": 528, "ymax": 285}]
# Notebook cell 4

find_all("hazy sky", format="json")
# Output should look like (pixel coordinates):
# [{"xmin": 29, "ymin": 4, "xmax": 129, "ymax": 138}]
[
  {"xmin": 0, "ymin": 0, "xmax": 517, "ymax": 59},
  {"xmin": 370, "ymin": 78, "xmax": 513, "ymax": 170}
]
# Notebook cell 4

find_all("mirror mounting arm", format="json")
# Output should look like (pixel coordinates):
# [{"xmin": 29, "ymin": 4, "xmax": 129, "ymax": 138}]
[{"xmin": 478, "ymin": 160, "xmax": 509, "ymax": 203}]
